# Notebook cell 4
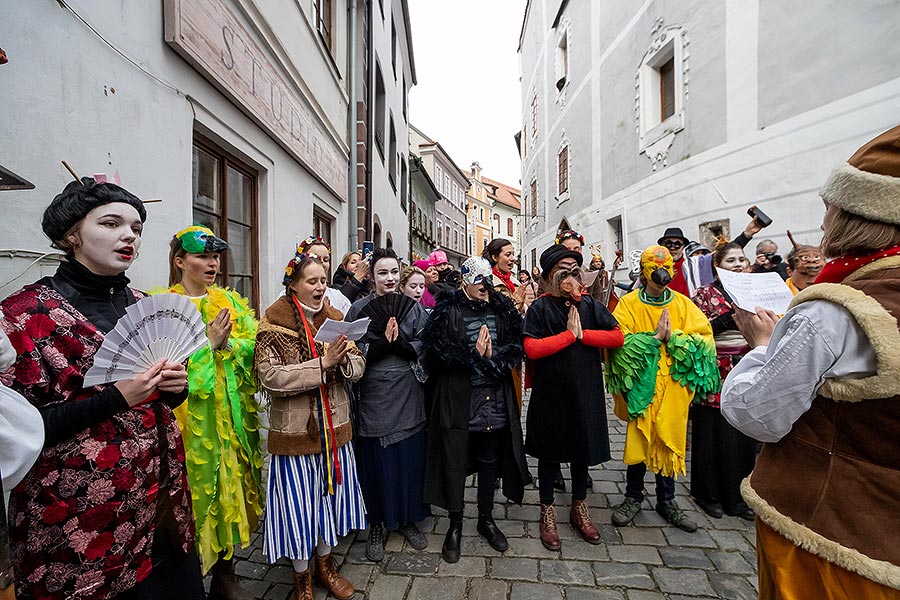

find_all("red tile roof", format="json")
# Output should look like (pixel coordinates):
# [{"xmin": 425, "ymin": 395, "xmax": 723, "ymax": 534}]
[{"xmin": 483, "ymin": 176, "xmax": 521, "ymax": 209}]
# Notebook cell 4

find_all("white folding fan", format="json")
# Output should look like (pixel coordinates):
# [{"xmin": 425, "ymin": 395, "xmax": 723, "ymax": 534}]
[{"xmin": 83, "ymin": 294, "xmax": 208, "ymax": 387}]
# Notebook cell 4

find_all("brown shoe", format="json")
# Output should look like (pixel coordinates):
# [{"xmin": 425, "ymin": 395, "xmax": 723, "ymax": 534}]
[
  {"xmin": 210, "ymin": 557, "xmax": 255, "ymax": 600},
  {"xmin": 539, "ymin": 504, "xmax": 561, "ymax": 551},
  {"xmin": 570, "ymin": 499, "xmax": 602, "ymax": 544},
  {"xmin": 292, "ymin": 568, "xmax": 314, "ymax": 600},
  {"xmin": 314, "ymin": 552, "xmax": 355, "ymax": 600}
]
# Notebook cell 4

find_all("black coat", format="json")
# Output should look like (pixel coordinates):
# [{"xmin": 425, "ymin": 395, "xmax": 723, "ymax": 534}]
[{"xmin": 421, "ymin": 289, "xmax": 530, "ymax": 512}]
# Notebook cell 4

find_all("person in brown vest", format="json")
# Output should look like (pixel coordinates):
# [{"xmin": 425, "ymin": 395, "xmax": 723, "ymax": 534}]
[{"xmin": 721, "ymin": 124, "xmax": 900, "ymax": 599}]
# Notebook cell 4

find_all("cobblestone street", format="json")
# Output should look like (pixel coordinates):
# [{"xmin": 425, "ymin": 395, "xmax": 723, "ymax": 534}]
[{"xmin": 227, "ymin": 394, "xmax": 758, "ymax": 599}]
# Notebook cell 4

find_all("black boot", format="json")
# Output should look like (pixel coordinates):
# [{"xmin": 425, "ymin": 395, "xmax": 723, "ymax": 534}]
[
  {"xmin": 476, "ymin": 514, "xmax": 509, "ymax": 553},
  {"xmin": 441, "ymin": 513, "xmax": 463, "ymax": 564}
]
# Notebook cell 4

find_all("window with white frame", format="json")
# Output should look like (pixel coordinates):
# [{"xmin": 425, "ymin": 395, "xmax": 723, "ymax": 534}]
[
  {"xmin": 529, "ymin": 179, "xmax": 538, "ymax": 218},
  {"xmin": 530, "ymin": 94, "xmax": 538, "ymax": 139},
  {"xmin": 558, "ymin": 144, "xmax": 569, "ymax": 197},
  {"xmin": 507, "ymin": 218, "xmax": 513, "ymax": 236},
  {"xmin": 444, "ymin": 174, "xmax": 450, "ymax": 198},
  {"xmin": 555, "ymin": 24, "xmax": 569, "ymax": 93},
  {"xmin": 435, "ymin": 165, "xmax": 443, "ymax": 193},
  {"xmin": 637, "ymin": 24, "xmax": 687, "ymax": 157}
]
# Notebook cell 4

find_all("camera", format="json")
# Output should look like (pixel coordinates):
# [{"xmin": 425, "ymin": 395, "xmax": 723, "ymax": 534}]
[
  {"xmin": 763, "ymin": 252, "xmax": 782, "ymax": 265},
  {"xmin": 747, "ymin": 205, "xmax": 773, "ymax": 228}
]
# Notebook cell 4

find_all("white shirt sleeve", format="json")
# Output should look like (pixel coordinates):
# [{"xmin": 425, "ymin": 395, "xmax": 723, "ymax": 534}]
[{"xmin": 720, "ymin": 300, "xmax": 876, "ymax": 443}]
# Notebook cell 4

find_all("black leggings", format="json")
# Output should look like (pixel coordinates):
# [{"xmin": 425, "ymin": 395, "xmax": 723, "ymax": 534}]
[
  {"xmin": 538, "ymin": 460, "xmax": 588, "ymax": 505},
  {"xmin": 470, "ymin": 429, "xmax": 505, "ymax": 517}
]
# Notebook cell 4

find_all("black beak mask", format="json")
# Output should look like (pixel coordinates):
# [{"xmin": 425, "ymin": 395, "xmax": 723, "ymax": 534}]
[{"xmin": 650, "ymin": 268, "xmax": 672, "ymax": 286}]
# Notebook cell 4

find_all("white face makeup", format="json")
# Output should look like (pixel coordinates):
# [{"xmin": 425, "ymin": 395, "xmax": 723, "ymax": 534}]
[
  {"xmin": 373, "ymin": 257, "xmax": 401, "ymax": 295},
  {"xmin": 401, "ymin": 273, "xmax": 426, "ymax": 302},
  {"xmin": 71, "ymin": 202, "xmax": 143, "ymax": 276},
  {"xmin": 290, "ymin": 261, "xmax": 328, "ymax": 309}
]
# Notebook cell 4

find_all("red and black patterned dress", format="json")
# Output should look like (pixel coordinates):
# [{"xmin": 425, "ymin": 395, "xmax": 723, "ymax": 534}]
[{"xmin": 0, "ymin": 262, "xmax": 196, "ymax": 600}]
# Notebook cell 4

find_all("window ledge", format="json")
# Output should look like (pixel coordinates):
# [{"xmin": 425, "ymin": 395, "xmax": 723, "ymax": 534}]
[
  {"xmin": 555, "ymin": 191, "xmax": 570, "ymax": 208},
  {"xmin": 640, "ymin": 111, "xmax": 684, "ymax": 153}
]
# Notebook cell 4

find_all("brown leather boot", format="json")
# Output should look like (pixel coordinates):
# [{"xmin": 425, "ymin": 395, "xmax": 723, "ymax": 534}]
[
  {"xmin": 570, "ymin": 498, "xmax": 602, "ymax": 544},
  {"xmin": 539, "ymin": 504, "xmax": 561, "ymax": 551},
  {"xmin": 292, "ymin": 568, "xmax": 314, "ymax": 600},
  {"xmin": 209, "ymin": 557, "xmax": 255, "ymax": 600},
  {"xmin": 313, "ymin": 552, "xmax": 355, "ymax": 600}
]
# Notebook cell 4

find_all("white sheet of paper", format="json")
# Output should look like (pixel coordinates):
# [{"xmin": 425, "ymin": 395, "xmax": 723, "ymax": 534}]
[
  {"xmin": 313, "ymin": 317, "xmax": 371, "ymax": 343},
  {"xmin": 716, "ymin": 268, "xmax": 794, "ymax": 315}
]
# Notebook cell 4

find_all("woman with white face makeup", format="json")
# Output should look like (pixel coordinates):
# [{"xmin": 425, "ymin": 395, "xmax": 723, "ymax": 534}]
[
  {"xmin": 345, "ymin": 248, "xmax": 430, "ymax": 562},
  {"xmin": 0, "ymin": 178, "xmax": 202, "ymax": 600}
]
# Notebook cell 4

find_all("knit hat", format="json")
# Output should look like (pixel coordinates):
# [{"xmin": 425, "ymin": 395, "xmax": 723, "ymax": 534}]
[
  {"xmin": 460, "ymin": 257, "xmax": 492, "ymax": 285},
  {"xmin": 413, "ymin": 259, "xmax": 432, "ymax": 272},
  {"xmin": 42, "ymin": 177, "xmax": 146, "ymax": 250},
  {"xmin": 640, "ymin": 245, "xmax": 674, "ymax": 281},
  {"xmin": 820, "ymin": 124, "xmax": 900, "ymax": 225},
  {"xmin": 429, "ymin": 249, "xmax": 449, "ymax": 266},
  {"xmin": 540, "ymin": 244, "xmax": 583, "ymax": 280}
]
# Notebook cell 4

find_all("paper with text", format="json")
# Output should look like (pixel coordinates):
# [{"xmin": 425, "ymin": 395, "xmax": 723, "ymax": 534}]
[
  {"xmin": 715, "ymin": 269, "xmax": 794, "ymax": 315},
  {"xmin": 313, "ymin": 317, "xmax": 371, "ymax": 343}
]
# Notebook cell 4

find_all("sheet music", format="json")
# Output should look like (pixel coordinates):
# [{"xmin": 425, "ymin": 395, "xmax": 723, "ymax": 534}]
[
  {"xmin": 716, "ymin": 268, "xmax": 794, "ymax": 315},
  {"xmin": 313, "ymin": 317, "xmax": 371, "ymax": 343}
]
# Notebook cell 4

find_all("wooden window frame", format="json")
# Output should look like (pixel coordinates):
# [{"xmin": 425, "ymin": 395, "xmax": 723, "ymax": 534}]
[
  {"xmin": 316, "ymin": 0, "xmax": 333, "ymax": 53},
  {"xmin": 558, "ymin": 145, "xmax": 569, "ymax": 195},
  {"xmin": 660, "ymin": 57, "xmax": 676, "ymax": 122},
  {"xmin": 530, "ymin": 180, "xmax": 538, "ymax": 217},
  {"xmin": 192, "ymin": 134, "xmax": 260, "ymax": 310}
]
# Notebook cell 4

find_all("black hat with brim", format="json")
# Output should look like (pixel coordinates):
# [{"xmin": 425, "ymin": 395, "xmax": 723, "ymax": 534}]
[{"xmin": 657, "ymin": 227, "xmax": 689, "ymax": 245}]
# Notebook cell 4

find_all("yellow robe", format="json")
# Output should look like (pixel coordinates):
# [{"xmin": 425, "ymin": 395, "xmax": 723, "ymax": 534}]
[{"xmin": 610, "ymin": 290, "xmax": 714, "ymax": 477}]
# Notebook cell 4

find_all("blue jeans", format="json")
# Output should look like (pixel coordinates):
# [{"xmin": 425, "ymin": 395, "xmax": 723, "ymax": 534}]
[{"xmin": 625, "ymin": 462, "xmax": 675, "ymax": 505}]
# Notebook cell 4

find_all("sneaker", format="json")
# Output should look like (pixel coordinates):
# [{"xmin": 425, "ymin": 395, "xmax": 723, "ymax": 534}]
[
  {"xmin": 656, "ymin": 500, "xmax": 698, "ymax": 532},
  {"xmin": 611, "ymin": 498, "xmax": 642, "ymax": 527},
  {"xmin": 398, "ymin": 522, "xmax": 428, "ymax": 550},
  {"xmin": 365, "ymin": 523, "xmax": 384, "ymax": 562}
]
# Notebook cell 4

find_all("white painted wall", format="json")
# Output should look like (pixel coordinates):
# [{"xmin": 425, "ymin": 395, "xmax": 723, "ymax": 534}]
[{"xmin": 0, "ymin": 0, "xmax": 351, "ymax": 309}]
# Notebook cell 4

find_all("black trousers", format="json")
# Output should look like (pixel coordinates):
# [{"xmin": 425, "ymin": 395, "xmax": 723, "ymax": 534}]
[
  {"xmin": 116, "ymin": 530, "xmax": 204, "ymax": 600},
  {"xmin": 470, "ymin": 429, "xmax": 506, "ymax": 517},
  {"xmin": 538, "ymin": 460, "xmax": 588, "ymax": 504}
]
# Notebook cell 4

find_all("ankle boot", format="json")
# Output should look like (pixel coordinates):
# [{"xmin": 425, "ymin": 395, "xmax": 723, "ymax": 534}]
[
  {"xmin": 313, "ymin": 553, "xmax": 355, "ymax": 600},
  {"xmin": 539, "ymin": 504, "xmax": 561, "ymax": 551},
  {"xmin": 570, "ymin": 499, "xmax": 602, "ymax": 544},
  {"xmin": 292, "ymin": 568, "xmax": 314, "ymax": 600},
  {"xmin": 210, "ymin": 557, "xmax": 254, "ymax": 600},
  {"xmin": 476, "ymin": 514, "xmax": 509, "ymax": 553},
  {"xmin": 441, "ymin": 514, "xmax": 463, "ymax": 563}
]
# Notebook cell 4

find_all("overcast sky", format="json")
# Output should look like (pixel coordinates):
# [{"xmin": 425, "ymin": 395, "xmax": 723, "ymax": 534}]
[{"xmin": 407, "ymin": 0, "xmax": 528, "ymax": 189}]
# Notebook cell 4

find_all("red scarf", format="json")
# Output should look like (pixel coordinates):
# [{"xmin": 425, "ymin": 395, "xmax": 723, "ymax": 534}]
[
  {"xmin": 815, "ymin": 244, "xmax": 900, "ymax": 284},
  {"xmin": 493, "ymin": 266, "xmax": 515, "ymax": 293}
]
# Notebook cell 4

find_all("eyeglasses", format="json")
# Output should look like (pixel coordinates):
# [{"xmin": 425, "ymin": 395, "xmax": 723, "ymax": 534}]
[{"xmin": 662, "ymin": 240, "xmax": 684, "ymax": 250}]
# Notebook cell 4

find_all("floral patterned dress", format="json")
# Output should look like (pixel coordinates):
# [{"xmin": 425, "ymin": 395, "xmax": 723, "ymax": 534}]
[{"xmin": 0, "ymin": 281, "xmax": 195, "ymax": 600}]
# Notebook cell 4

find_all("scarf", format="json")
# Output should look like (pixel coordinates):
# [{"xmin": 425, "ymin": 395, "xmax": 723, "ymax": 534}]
[
  {"xmin": 815, "ymin": 244, "xmax": 900, "ymax": 284},
  {"xmin": 492, "ymin": 266, "xmax": 515, "ymax": 294}
]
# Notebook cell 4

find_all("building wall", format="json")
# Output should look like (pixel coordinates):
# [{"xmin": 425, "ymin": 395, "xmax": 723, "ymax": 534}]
[
  {"xmin": 409, "ymin": 159, "xmax": 438, "ymax": 261},
  {"xmin": 519, "ymin": 0, "xmax": 900, "ymax": 273},
  {"xmin": 366, "ymin": 0, "xmax": 414, "ymax": 253},
  {"xmin": 0, "ymin": 0, "xmax": 351, "ymax": 310}
]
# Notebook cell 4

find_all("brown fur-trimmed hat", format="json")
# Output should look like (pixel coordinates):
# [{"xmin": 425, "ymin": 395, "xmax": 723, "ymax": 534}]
[{"xmin": 820, "ymin": 124, "xmax": 900, "ymax": 224}]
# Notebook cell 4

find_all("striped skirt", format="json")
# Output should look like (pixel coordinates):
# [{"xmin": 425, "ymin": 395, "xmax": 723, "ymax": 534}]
[{"xmin": 264, "ymin": 442, "xmax": 368, "ymax": 562}]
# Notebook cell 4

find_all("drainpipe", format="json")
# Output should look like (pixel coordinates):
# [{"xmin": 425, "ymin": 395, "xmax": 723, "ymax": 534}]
[{"xmin": 347, "ymin": 0, "xmax": 358, "ymax": 252}]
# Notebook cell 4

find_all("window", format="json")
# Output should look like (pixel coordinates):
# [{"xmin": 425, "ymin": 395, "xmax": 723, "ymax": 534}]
[
  {"xmin": 555, "ymin": 28, "xmax": 569, "ymax": 92},
  {"xmin": 607, "ymin": 216, "xmax": 623, "ymax": 253},
  {"xmin": 444, "ymin": 175, "xmax": 450, "ymax": 198},
  {"xmin": 402, "ymin": 76, "xmax": 407, "ymax": 119},
  {"xmin": 522, "ymin": 125, "xmax": 528, "ymax": 158},
  {"xmin": 391, "ymin": 20, "xmax": 398, "ymax": 80},
  {"xmin": 507, "ymin": 218, "xmax": 513, "ymax": 236},
  {"xmin": 192, "ymin": 136, "xmax": 258, "ymax": 308},
  {"xmin": 374, "ymin": 64, "xmax": 386, "ymax": 157},
  {"xmin": 437, "ymin": 222, "xmax": 442, "ymax": 244},
  {"xmin": 399, "ymin": 155, "xmax": 407, "ymax": 210},
  {"xmin": 315, "ymin": 0, "xmax": 333, "ymax": 52},
  {"xmin": 530, "ymin": 94, "xmax": 538, "ymax": 138},
  {"xmin": 531, "ymin": 248, "xmax": 536, "ymax": 270},
  {"xmin": 435, "ymin": 165, "xmax": 443, "ymax": 194},
  {"xmin": 454, "ymin": 230, "xmax": 458, "ymax": 249},
  {"xmin": 493, "ymin": 213, "xmax": 500, "ymax": 234},
  {"xmin": 530, "ymin": 180, "xmax": 538, "ymax": 217},
  {"xmin": 446, "ymin": 225, "xmax": 450, "ymax": 244},
  {"xmin": 660, "ymin": 57, "xmax": 675, "ymax": 121},
  {"xmin": 558, "ymin": 145, "xmax": 569, "ymax": 195},
  {"xmin": 388, "ymin": 113, "xmax": 397, "ymax": 190}
]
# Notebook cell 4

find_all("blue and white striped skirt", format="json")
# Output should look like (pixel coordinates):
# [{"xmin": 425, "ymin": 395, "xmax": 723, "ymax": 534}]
[{"xmin": 264, "ymin": 442, "xmax": 368, "ymax": 562}]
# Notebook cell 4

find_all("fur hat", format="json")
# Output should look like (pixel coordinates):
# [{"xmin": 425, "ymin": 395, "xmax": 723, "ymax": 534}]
[{"xmin": 820, "ymin": 124, "xmax": 900, "ymax": 225}]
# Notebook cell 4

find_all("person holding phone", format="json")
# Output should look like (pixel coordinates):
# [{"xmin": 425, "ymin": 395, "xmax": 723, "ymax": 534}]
[{"xmin": 0, "ymin": 177, "xmax": 203, "ymax": 599}]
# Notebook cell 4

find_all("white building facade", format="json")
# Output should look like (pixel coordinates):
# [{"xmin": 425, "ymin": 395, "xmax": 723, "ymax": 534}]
[
  {"xmin": 0, "ymin": 0, "xmax": 356, "ymax": 310},
  {"xmin": 518, "ymin": 0, "xmax": 900, "ymax": 274}
]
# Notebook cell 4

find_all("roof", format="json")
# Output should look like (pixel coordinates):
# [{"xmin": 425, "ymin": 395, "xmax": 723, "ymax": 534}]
[
  {"xmin": 483, "ymin": 176, "xmax": 521, "ymax": 210},
  {"xmin": 408, "ymin": 123, "xmax": 469, "ymax": 187}
]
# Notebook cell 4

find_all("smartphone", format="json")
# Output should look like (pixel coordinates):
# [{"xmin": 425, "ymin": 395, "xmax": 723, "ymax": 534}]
[
  {"xmin": 362, "ymin": 240, "xmax": 374, "ymax": 260},
  {"xmin": 747, "ymin": 205, "xmax": 773, "ymax": 228}
]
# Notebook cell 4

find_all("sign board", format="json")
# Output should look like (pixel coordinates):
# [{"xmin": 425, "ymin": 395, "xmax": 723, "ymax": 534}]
[{"xmin": 164, "ymin": 0, "xmax": 348, "ymax": 201}]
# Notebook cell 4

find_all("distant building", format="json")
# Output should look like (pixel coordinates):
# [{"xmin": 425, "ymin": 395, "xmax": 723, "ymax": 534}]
[
  {"xmin": 410, "ymin": 124, "xmax": 469, "ymax": 266},
  {"xmin": 465, "ymin": 162, "xmax": 494, "ymax": 257},
  {"xmin": 485, "ymin": 176, "xmax": 522, "ymax": 260},
  {"xmin": 464, "ymin": 163, "xmax": 522, "ymax": 260},
  {"xmin": 409, "ymin": 155, "xmax": 439, "ymax": 261},
  {"xmin": 518, "ymin": 0, "xmax": 900, "ymax": 275}
]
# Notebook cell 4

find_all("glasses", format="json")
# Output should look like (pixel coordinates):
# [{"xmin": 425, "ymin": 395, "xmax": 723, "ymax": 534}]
[{"xmin": 662, "ymin": 240, "xmax": 684, "ymax": 250}]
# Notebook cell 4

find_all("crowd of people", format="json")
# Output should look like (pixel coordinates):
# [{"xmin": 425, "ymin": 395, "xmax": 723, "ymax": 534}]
[{"xmin": 1, "ymin": 124, "xmax": 898, "ymax": 600}]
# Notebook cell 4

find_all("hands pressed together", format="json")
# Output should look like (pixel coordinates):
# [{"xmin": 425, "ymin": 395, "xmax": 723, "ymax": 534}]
[
  {"xmin": 566, "ymin": 305, "xmax": 583, "ymax": 340},
  {"xmin": 206, "ymin": 307, "xmax": 233, "ymax": 350},
  {"xmin": 475, "ymin": 324, "xmax": 493, "ymax": 359},
  {"xmin": 653, "ymin": 308, "xmax": 671, "ymax": 342}
]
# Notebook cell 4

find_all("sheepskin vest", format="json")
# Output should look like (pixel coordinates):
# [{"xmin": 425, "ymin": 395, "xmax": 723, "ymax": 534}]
[{"xmin": 743, "ymin": 257, "xmax": 900, "ymax": 590}]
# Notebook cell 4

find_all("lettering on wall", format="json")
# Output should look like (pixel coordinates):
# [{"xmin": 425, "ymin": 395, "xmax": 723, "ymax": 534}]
[{"xmin": 164, "ymin": 0, "xmax": 348, "ymax": 201}]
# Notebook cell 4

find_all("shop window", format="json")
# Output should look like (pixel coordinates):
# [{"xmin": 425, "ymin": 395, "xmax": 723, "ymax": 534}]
[{"xmin": 192, "ymin": 136, "xmax": 258, "ymax": 308}]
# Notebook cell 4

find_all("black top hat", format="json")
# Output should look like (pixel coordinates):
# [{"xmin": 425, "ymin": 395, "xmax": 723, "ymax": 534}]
[{"xmin": 657, "ymin": 227, "xmax": 689, "ymax": 245}]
